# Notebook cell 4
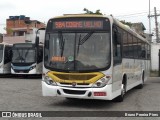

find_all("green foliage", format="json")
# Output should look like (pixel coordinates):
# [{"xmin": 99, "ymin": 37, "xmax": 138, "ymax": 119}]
[
  {"xmin": 120, "ymin": 20, "xmax": 132, "ymax": 27},
  {"xmin": 4, "ymin": 27, "xmax": 13, "ymax": 34},
  {"xmin": 83, "ymin": 8, "xmax": 103, "ymax": 15}
]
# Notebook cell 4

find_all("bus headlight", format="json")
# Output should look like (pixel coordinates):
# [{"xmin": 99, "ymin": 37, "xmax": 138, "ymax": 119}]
[
  {"xmin": 92, "ymin": 76, "xmax": 111, "ymax": 88},
  {"xmin": 44, "ymin": 76, "xmax": 57, "ymax": 86},
  {"xmin": 30, "ymin": 65, "xmax": 36, "ymax": 70}
]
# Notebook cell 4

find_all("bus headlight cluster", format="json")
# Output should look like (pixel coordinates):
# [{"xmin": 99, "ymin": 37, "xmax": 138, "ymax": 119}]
[
  {"xmin": 44, "ymin": 76, "xmax": 57, "ymax": 86},
  {"xmin": 92, "ymin": 76, "xmax": 111, "ymax": 88},
  {"xmin": 30, "ymin": 65, "xmax": 36, "ymax": 70}
]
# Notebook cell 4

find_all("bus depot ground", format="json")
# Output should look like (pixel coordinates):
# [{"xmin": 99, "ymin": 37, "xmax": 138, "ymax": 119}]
[
  {"xmin": 0, "ymin": 76, "xmax": 159, "ymax": 120},
  {"xmin": 0, "ymin": 76, "xmax": 159, "ymax": 108}
]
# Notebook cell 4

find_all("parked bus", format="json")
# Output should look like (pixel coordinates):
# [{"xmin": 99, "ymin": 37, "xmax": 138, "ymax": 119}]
[
  {"xmin": 11, "ymin": 43, "xmax": 43, "ymax": 75},
  {"xmin": 0, "ymin": 42, "xmax": 12, "ymax": 75},
  {"xmin": 42, "ymin": 14, "xmax": 150, "ymax": 101}
]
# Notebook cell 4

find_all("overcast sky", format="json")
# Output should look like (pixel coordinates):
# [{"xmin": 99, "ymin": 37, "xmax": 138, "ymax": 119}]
[{"xmin": 0, "ymin": 0, "xmax": 160, "ymax": 34}]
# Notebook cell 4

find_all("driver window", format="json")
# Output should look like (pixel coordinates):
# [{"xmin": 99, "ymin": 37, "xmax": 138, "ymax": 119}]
[{"xmin": 113, "ymin": 25, "xmax": 122, "ymax": 65}]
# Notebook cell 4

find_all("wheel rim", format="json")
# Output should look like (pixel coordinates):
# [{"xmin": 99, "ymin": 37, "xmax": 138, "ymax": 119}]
[{"xmin": 121, "ymin": 84, "xmax": 125, "ymax": 97}]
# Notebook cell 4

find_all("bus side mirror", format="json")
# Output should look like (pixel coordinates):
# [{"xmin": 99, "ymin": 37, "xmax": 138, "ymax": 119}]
[
  {"xmin": 35, "ymin": 36, "xmax": 39, "ymax": 47},
  {"xmin": 45, "ymin": 40, "xmax": 49, "ymax": 49},
  {"xmin": 35, "ymin": 27, "xmax": 45, "ymax": 46}
]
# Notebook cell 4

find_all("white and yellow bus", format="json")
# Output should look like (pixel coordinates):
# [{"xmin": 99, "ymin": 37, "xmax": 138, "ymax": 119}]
[
  {"xmin": 0, "ymin": 42, "xmax": 12, "ymax": 75},
  {"xmin": 42, "ymin": 14, "xmax": 150, "ymax": 102}
]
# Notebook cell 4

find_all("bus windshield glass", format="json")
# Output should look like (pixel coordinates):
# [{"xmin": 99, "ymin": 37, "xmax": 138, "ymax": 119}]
[
  {"xmin": 44, "ymin": 32, "xmax": 111, "ymax": 72},
  {"xmin": 0, "ymin": 45, "xmax": 4, "ymax": 63},
  {"xmin": 12, "ymin": 48, "xmax": 36, "ymax": 64}
]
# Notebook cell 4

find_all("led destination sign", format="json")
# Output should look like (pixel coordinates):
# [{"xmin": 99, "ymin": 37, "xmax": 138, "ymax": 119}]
[{"xmin": 53, "ymin": 21, "xmax": 103, "ymax": 29}]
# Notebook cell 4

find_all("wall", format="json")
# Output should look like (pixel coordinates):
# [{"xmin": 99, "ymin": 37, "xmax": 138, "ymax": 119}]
[
  {"xmin": 3, "ymin": 36, "xmax": 25, "ymax": 44},
  {"xmin": 151, "ymin": 43, "xmax": 160, "ymax": 71}
]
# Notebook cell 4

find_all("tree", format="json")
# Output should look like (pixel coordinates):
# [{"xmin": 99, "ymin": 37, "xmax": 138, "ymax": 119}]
[
  {"xmin": 83, "ymin": 8, "xmax": 103, "ymax": 15},
  {"xmin": 120, "ymin": 20, "xmax": 132, "ymax": 27},
  {"xmin": 3, "ymin": 27, "xmax": 13, "ymax": 35}
]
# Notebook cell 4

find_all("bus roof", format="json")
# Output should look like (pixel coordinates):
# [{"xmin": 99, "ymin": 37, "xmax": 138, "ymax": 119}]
[
  {"xmin": 52, "ymin": 14, "xmax": 104, "ymax": 19},
  {"xmin": 50, "ymin": 14, "xmax": 149, "ymax": 44}
]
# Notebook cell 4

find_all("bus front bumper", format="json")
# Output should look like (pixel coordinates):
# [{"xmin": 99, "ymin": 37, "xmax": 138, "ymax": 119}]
[
  {"xmin": 42, "ymin": 81, "xmax": 113, "ymax": 100},
  {"xmin": 11, "ymin": 68, "xmax": 36, "ymax": 74}
]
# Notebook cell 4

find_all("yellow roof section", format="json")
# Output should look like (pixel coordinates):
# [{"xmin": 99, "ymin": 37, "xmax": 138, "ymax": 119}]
[{"xmin": 52, "ymin": 14, "xmax": 105, "ymax": 19}]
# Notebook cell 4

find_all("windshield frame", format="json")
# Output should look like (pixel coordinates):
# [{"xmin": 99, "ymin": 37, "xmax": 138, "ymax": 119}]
[{"xmin": 44, "ymin": 30, "xmax": 111, "ymax": 73}]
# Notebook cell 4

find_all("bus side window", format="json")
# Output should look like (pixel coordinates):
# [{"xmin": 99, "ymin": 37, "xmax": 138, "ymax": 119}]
[{"xmin": 113, "ymin": 26, "xmax": 122, "ymax": 65}]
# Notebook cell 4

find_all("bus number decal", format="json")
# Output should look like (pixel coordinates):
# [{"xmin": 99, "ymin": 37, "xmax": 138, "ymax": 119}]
[{"xmin": 51, "ymin": 56, "xmax": 66, "ymax": 62}]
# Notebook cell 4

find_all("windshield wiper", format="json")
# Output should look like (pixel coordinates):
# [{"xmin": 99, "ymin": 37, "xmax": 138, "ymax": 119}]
[
  {"xmin": 58, "ymin": 32, "xmax": 65, "ymax": 57},
  {"xmin": 77, "ymin": 32, "xmax": 93, "ymax": 55},
  {"xmin": 15, "ymin": 49, "xmax": 25, "ymax": 62},
  {"xmin": 77, "ymin": 34, "xmax": 81, "ymax": 55},
  {"xmin": 79, "ymin": 32, "xmax": 94, "ymax": 45}
]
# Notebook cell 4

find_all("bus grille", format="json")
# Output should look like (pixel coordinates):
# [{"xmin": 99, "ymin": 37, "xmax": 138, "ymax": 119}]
[
  {"xmin": 14, "ymin": 69, "xmax": 29, "ymax": 73},
  {"xmin": 60, "ymin": 82, "xmax": 89, "ymax": 85},
  {"xmin": 63, "ymin": 89, "xmax": 86, "ymax": 95},
  {"xmin": 54, "ymin": 74, "xmax": 96, "ymax": 80}
]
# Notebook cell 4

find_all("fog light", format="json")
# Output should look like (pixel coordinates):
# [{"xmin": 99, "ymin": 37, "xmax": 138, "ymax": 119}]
[{"xmin": 96, "ymin": 82, "xmax": 102, "ymax": 87}]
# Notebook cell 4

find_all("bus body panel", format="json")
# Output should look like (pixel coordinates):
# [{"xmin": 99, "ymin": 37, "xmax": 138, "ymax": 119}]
[{"xmin": 0, "ymin": 43, "xmax": 12, "ymax": 74}]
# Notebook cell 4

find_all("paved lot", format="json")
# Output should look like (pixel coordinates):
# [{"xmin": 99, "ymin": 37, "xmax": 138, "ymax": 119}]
[{"xmin": 0, "ymin": 76, "xmax": 160, "ymax": 120}]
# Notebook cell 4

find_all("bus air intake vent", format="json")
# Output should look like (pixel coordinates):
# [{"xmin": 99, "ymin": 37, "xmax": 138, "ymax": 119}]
[
  {"xmin": 54, "ymin": 74, "xmax": 96, "ymax": 80},
  {"xmin": 63, "ymin": 89, "xmax": 86, "ymax": 95}
]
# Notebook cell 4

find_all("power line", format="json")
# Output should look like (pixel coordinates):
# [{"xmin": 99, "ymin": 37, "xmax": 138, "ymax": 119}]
[
  {"xmin": 115, "ymin": 10, "xmax": 159, "ymax": 18},
  {"xmin": 116, "ymin": 14, "xmax": 148, "ymax": 19},
  {"xmin": 115, "ymin": 12, "xmax": 148, "ymax": 17}
]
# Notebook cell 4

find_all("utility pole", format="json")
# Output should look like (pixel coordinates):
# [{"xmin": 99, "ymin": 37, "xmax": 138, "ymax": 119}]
[
  {"xmin": 149, "ymin": 7, "xmax": 160, "ymax": 43},
  {"xmin": 148, "ymin": 0, "xmax": 151, "ymax": 36}
]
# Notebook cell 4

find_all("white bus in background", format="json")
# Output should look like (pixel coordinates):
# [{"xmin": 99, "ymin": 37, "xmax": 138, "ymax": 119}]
[
  {"xmin": 42, "ymin": 14, "xmax": 150, "ymax": 102},
  {"xmin": 11, "ymin": 28, "xmax": 45, "ymax": 76},
  {"xmin": 11, "ymin": 43, "xmax": 43, "ymax": 76},
  {"xmin": 0, "ymin": 42, "xmax": 12, "ymax": 75}
]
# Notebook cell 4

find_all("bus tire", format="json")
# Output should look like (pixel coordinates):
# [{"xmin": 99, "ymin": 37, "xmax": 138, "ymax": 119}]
[
  {"xmin": 136, "ymin": 72, "xmax": 144, "ymax": 89},
  {"xmin": 116, "ymin": 77, "xmax": 127, "ymax": 102}
]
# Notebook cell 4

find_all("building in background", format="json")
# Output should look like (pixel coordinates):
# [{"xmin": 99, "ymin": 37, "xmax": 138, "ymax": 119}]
[{"xmin": 3, "ymin": 15, "xmax": 46, "ymax": 44}]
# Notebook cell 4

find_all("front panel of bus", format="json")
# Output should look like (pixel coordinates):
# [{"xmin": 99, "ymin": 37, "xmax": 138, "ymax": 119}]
[
  {"xmin": 11, "ymin": 44, "xmax": 37, "ymax": 74},
  {"xmin": 42, "ymin": 17, "xmax": 113, "ymax": 100}
]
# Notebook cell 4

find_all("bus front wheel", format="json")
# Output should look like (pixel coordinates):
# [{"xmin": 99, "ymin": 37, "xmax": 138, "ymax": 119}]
[
  {"xmin": 136, "ymin": 72, "xmax": 144, "ymax": 89},
  {"xmin": 116, "ymin": 82, "xmax": 126, "ymax": 102}
]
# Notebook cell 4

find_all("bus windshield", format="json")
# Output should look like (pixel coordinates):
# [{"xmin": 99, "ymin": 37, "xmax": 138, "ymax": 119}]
[
  {"xmin": 12, "ymin": 48, "xmax": 36, "ymax": 64},
  {"xmin": 44, "ymin": 32, "xmax": 111, "ymax": 72},
  {"xmin": 0, "ymin": 45, "xmax": 4, "ymax": 63}
]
